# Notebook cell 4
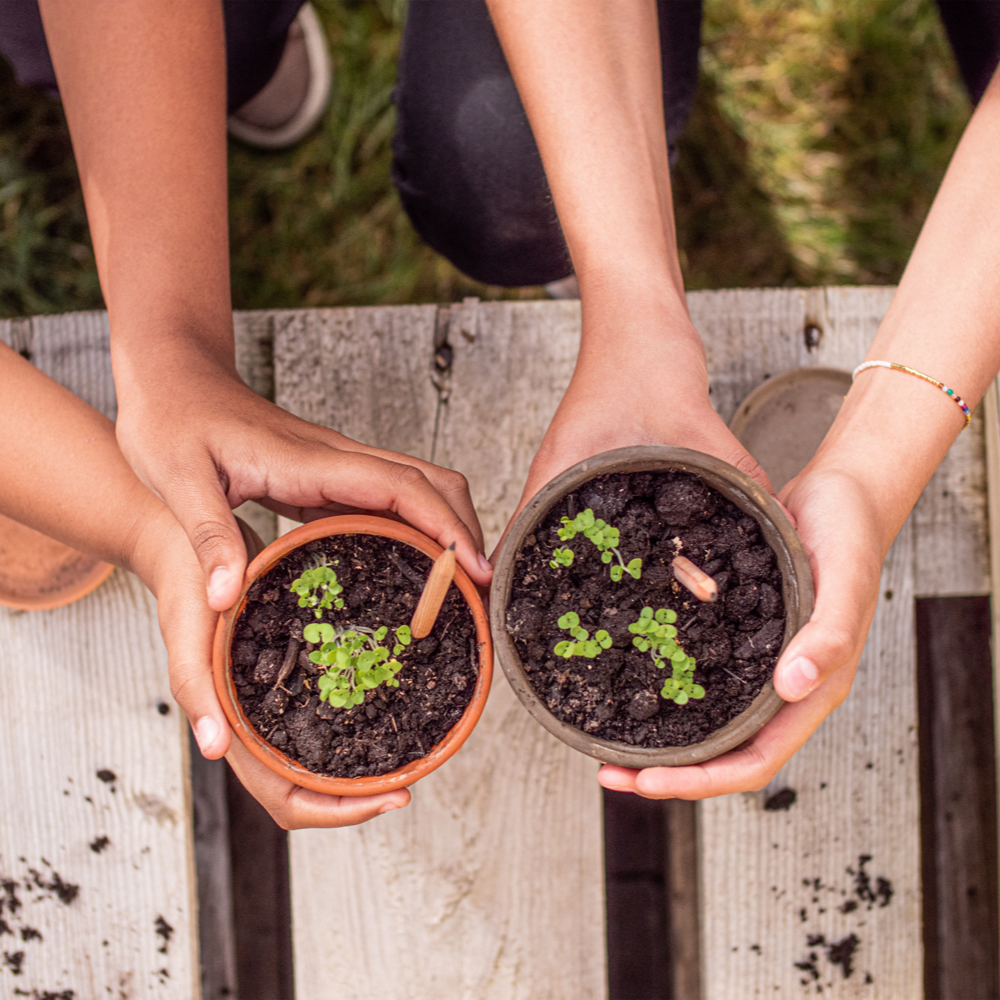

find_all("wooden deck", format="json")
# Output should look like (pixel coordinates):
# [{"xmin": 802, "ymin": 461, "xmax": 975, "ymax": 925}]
[{"xmin": 1, "ymin": 290, "xmax": 996, "ymax": 998}]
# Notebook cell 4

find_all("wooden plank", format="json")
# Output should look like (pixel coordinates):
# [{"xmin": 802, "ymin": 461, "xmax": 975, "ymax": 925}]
[
  {"xmin": 693, "ymin": 287, "xmax": 923, "ymax": 997},
  {"xmin": 700, "ymin": 517, "xmax": 921, "ymax": 997},
  {"xmin": 0, "ymin": 314, "xmax": 200, "ymax": 994},
  {"xmin": 665, "ymin": 799, "xmax": 701, "ymax": 1000},
  {"xmin": 0, "ymin": 573, "xmax": 199, "ymax": 995},
  {"xmin": 983, "ymin": 379, "xmax": 1000, "ymax": 975},
  {"xmin": 916, "ymin": 596, "xmax": 998, "ymax": 999},
  {"xmin": 276, "ymin": 302, "xmax": 606, "ymax": 1000},
  {"xmin": 189, "ymin": 748, "xmax": 238, "ymax": 999},
  {"xmin": 233, "ymin": 310, "xmax": 280, "ymax": 547}
]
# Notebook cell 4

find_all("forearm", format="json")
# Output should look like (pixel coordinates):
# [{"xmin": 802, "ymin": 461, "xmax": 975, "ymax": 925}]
[
  {"xmin": 796, "ymin": 71, "xmax": 1000, "ymax": 550},
  {"xmin": 485, "ymin": 0, "xmax": 697, "ymax": 352},
  {"xmin": 38, "ymin": 0, "xmax": 234, "ymax": 382},
  {"xmin": 0, "ymin": 342, "xmax": 165, "ymax": 577}
]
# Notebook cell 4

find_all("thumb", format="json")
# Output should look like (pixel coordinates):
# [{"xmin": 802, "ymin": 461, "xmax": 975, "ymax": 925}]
[
  {"xmin": 773, "ymin": 544, "xmax": 879, "ymax": 703},
  {"xmin": 161, "ymin": 466, "xmax": 248, "ymax": 611}
]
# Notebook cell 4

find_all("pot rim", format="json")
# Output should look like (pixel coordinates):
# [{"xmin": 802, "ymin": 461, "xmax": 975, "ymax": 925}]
[
  {"xmin": 490, "ymin": 445, "xmax": 814, "ymax": 768},
  {"xmin": 213, "ymin": 514, "xmax": 493, "ymax": 795}
]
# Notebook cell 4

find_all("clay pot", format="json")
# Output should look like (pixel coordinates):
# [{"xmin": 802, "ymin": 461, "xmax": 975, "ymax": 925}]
[
  {"xmin": 0, "ymin": 512, "xmax": 114, "ymax": 611},
  {"xmin": 491, "ymin": 445, "xmax": 814, "ymax": 768},
  {"xmin": 213, "ymin": 515, "xmax": 493, "ymax": 795}
]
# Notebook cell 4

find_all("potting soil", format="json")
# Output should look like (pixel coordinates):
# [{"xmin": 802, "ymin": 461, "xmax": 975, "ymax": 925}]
[
  {"xmin": 230, "ymin": 535, "xmax": 479, "ymax": 779},
  {"xmin": 507, "ymin": 471, "xmax": 786, "ymax": 747}
]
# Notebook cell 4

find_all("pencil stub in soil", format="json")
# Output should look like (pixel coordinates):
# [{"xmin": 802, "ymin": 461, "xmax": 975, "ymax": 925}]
[
  {"xmin": 229, "ymin": 534, "xmax": 479, "ymax": 780},
  {"xmin": 506, "ymin": 471, "xmax": 786, "ymax": 748}
]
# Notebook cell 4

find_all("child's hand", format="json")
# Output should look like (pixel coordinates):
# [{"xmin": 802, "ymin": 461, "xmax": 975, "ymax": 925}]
[
  {"xmin": 131, "ymin": 505, "xmax": 410, "ymax": 828},
  {"xmin": 115, "ymin": 364, "xmax": 492, "ymax": 614}
]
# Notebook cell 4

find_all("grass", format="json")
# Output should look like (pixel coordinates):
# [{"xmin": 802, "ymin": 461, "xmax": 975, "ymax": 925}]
[{"xmin": 0, "ymin": 0, "xmax": 972, "ymax": 318}]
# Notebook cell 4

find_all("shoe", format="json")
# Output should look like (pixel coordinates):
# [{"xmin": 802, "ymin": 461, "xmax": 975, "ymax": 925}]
[
  {"xmin": 545, "ymin": 275, "xmax": 580, "ymax": 299},
  {"xmin": 227, "ymin": 3, "xmax": 332, "ymax": 150}
]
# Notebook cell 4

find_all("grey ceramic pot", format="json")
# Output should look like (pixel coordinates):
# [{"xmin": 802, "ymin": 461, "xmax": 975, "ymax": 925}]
[{"xmin": 490, "ymin": 445, "xmax": 814, "ymax": 768}]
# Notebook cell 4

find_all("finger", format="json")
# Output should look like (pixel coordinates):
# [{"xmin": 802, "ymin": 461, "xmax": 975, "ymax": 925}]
[
  {"xmin": 155, "ymin": 576, "xmax": 231, "ymax": 759},
  {"xmin": 225, "ymin": 740, "xmax": 411, "ymax": 830},
  {"xmin": 266, "ymin": 448, "xmax": 493, "ymax": 587},
  {"xmin": 598, "ymin": 678, "xmax": 851, "ymax": 800},
  {"xmin": 155, "ymin": 455, "xmax": 249, "ymax": 611},
  {"xmin": 325, "ymin": 441, "xmax": 490, "ymax": 568},
  {"xmin": 772, "ymin": 538, "xmax": 879, "ymax": 704}
]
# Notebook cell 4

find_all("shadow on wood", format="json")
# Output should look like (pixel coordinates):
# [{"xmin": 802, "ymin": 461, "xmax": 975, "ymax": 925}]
[{"xmin": 916, "ymin": 596, "xmax": 999, "ymax": 1000}]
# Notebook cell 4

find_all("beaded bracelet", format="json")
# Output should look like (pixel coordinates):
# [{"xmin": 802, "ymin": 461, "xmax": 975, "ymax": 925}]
[{"xmin": 852, "ymin": 360, "xmax": 972, "ymax": 430}]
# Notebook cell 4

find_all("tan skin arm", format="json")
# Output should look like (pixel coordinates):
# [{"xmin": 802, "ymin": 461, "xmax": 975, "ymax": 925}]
[
  {"xmin": 38, "ymin": 0, "xmax": 492, "ymax": 615},
  {"xmin": 0, "ymin": 341, "xmax": 409, "ymax": 828},
  {"xmin": 484, "ymin": 4, "xmax": 1000, "ymax": 798},
  {"xmin": 602, "ymin": 69, "xmax": 1000, "ymax": 800}
]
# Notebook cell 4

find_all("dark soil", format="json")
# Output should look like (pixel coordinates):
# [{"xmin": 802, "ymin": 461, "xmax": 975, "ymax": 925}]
[
  {"xmin": 506, "ymin": 471, "xmax": 786, "ymax": 748},
  {"xmin": 229, "ymin": 534, "xmax": 479, "ymax": 779}
]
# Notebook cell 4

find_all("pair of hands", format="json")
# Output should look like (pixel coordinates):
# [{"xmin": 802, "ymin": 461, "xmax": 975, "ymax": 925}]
[{"xmin": 128, "ymin": 322, "xmax": 884, "ymax": 828}]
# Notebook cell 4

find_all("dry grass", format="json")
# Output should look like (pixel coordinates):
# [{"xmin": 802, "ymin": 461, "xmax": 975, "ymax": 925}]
[{"xmin": 0, "ymin": 0, "xmax": 973, "ymax": 318}]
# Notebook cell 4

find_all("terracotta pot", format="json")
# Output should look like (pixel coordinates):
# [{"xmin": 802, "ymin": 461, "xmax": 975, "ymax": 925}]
[
  {"xmin": 214, "ymin": 515, "xmax": 493, "ymax": 795},
  {"xmin": 0, "ymin": 512, "xmax": 114, "ymax": 611},
  {"xmin": 491, "ymin": 445, "xmax": 814, "ymax": 768}
]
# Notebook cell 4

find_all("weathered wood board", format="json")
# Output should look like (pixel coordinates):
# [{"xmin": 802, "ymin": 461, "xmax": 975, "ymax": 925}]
[
  {"xmin": 693, "ymin": 286, "xmax": 989, "ymax": 998},
  {"xmin": 0, "ymin": 315, "xmax": 199, "ymax": 995},
  {"xmin": 275, "ymin": 289, "xmax": 989, "ymax": 999},
  {"xmin": 275, "ymin": 303, "xmax": 606, "ymax": 1000}
]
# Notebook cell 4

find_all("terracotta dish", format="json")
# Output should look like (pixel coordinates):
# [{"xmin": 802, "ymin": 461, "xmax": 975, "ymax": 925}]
[{"xmin": 0, "ymin": 512, "xmax": 114, "ymax": 611}]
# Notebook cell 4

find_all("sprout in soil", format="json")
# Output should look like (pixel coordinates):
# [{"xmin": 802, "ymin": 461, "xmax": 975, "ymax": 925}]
[
  {"xmin": 290, "ymin": 561, "xmax": 344, "ymax": 619},
  {"xmin": 549, "ymin": 508, "xmax": 642, "ymax": 582},
  {"xmin": 303, "ymin": 621, "xmax": 412, "ymax": 708},
  {"xmin": 628, "ymin": 607, "xmax": 704, "ymax": 705},
  {"xmin": 553, "ymin": 611, "xmax": 613, "ymax": 659}
]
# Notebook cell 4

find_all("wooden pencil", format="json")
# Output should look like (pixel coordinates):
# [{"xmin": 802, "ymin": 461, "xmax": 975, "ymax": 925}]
[
  {"xmin": 410, "ymin": 543, "xmax": 457, "ymax": 638},
  {"xmin": 671, "ymin": 555, "xmax": 719, "ymax": 603}
]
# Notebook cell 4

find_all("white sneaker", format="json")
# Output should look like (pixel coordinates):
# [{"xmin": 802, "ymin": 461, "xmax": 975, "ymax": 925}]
[{"xmin": 227, "ymin": 3, "xmax": 332, "ymax": 150}]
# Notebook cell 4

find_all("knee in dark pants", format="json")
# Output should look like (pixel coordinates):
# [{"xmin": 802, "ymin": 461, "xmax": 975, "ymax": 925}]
[{"xmin": 393, "ymin": 71, "xmax": 572, "ymax": 287}]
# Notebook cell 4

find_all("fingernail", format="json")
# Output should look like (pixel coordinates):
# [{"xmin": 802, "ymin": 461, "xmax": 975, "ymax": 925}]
[
  {"xmin": 207, "ymin": 566, "xmax": 229, "ymax": 601},
  {"xmin": 379, "ymin": 802, "xmax": 401, "ymax": 815},
  {"xmin": 195, "ymin": 716, "xmax": 220, "ymax": 754},
  {"xmin": 477, "ymin": 553, "xmax": 493, "ymax": 574},
  {"xmin": 782, "ymin": 657, "xmax": 819, "ymax": 700}
]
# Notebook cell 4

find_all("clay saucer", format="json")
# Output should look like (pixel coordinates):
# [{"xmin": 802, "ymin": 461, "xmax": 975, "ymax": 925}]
[
  {"xmin": 729, "ymin": 367, "xmax": 853, "ymax": 492},
  {"xmin": 0, "ymin": 512, "xmax": 114, "ymax": 611}
]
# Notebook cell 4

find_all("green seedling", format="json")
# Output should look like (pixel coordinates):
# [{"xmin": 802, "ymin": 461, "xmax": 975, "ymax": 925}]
[
  {"xmin": 290, "ymin": 562, "xmax": 344, "ymax": 619},
  {"xmin": 549, "ymin": 547, "xmax": 575, "ymax": 569},
  {"xmin": 550, "ymin": 508, "xmax": 642, "ymax": 582},
  {"xmin": 303, "ymin": 621, "xmax": 412, "ymax": 708},
  {"xmin": 628, "ymin": 606, "xmax": 704, "ymax": 705},
  {"xmin": 553, "ymin": 611, "xmax": 613, "ymax": 659}
]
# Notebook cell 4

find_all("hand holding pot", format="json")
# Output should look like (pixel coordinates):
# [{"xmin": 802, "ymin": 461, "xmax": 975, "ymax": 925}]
[
  {"xmin": 134, "ymin": 506, "xmax": 410, "ymax": 828},
  {"xmin": 596, "ymin": 453, "xmax": 892, "ymax": 799},
  {"xmin": 114, "ymin": 361, "xmax": 493, "ymax": 614}
]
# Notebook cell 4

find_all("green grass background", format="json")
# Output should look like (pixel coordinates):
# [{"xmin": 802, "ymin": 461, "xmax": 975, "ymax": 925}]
[{"xmin": 0, "ymin": 0, "xmax": 970, "ymax": 319}]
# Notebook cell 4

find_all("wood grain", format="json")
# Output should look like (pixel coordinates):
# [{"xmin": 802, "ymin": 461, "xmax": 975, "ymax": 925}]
[
  {"xmin": 0, "ymin": 314, "xmax": 199, "ymax": 995},
  {"xmin": 277, "ymin": 301, "xmax": 606, "ymax": 1000},
  {"xmin": 0, "ymin": 573, "xmax": 198, "ymax": 995},
  {"xmin": 692, "ymin": 286, "xmax": 947, "ymax": 998}
]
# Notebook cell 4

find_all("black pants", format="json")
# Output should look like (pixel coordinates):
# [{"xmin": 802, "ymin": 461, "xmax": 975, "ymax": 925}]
[
  {"xmin": 0, "ymin": 0, "xmax": 304, "ymax": 113},
  {"xmin": 3, "ymin": 0, "xmax": 999, "ymax": 288}
]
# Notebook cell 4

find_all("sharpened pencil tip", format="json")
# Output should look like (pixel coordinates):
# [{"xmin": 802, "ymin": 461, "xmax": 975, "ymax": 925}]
[{"xmin": 448, "ymin": 542, "xmax": 456, "ymax": 551}]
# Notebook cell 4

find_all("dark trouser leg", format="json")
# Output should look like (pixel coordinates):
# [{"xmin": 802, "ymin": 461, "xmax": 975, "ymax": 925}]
[
  {"xmin": 935, "ymin": 0, "xmax": 1000, "ymax": 104},
  {"xmin": 393, "ymin": 0, "xmax": 703, "ymax": 287},
  {"xmin": 0, "ymin": 0, "xmax": 304, "ymax": 113}
]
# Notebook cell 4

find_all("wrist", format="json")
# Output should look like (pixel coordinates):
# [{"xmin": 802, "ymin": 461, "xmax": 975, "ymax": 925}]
[{"xmin": 126, "ymin": 497, "xmax": 181, "ymax": 595}]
